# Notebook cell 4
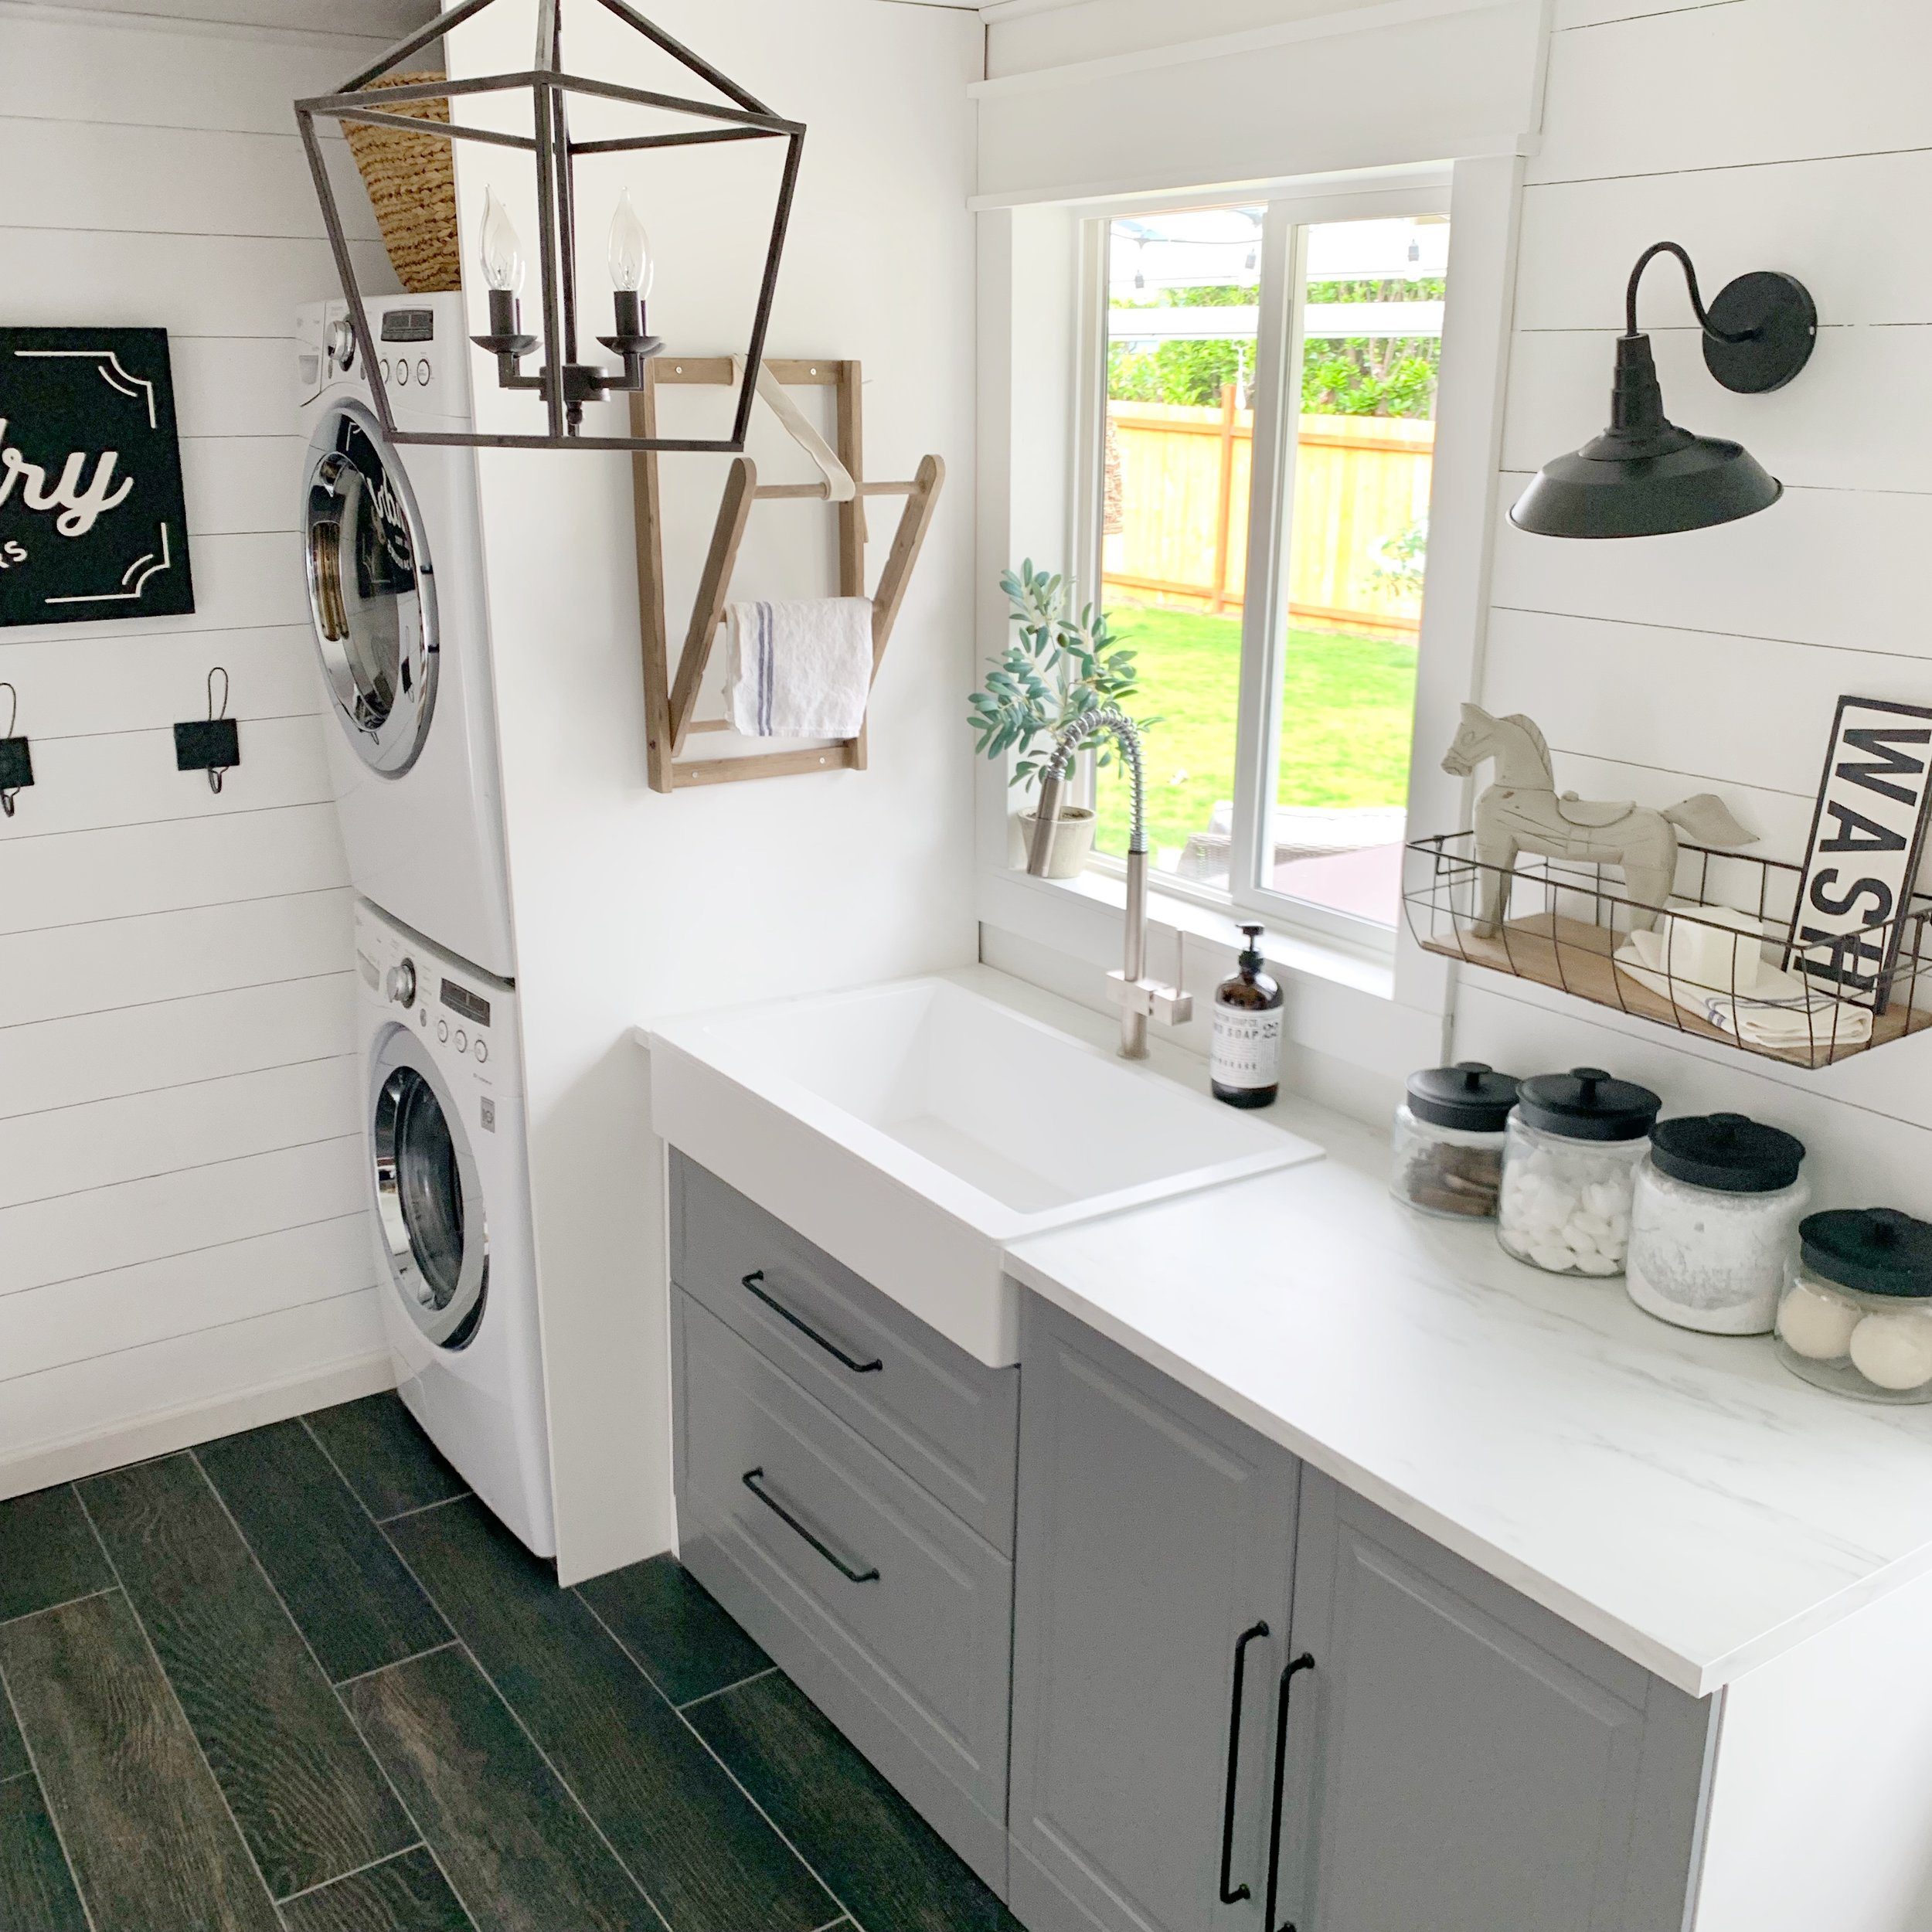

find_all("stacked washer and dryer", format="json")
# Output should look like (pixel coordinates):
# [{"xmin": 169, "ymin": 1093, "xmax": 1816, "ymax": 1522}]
[{"xmin": 296, "ymin": 293, "xmax": 555, "ymax": 1556}]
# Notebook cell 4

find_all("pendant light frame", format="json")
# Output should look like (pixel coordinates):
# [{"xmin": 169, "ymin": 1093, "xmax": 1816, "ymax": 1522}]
[{"xmin": 294, "ymin": 0, "xmax": 804, "ymax": 455}]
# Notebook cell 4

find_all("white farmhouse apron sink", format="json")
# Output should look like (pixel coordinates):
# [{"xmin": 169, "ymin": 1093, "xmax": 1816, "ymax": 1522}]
[{"xmin": 645, "ymin": 970, "xmax": 1322, "ymax": 1365}]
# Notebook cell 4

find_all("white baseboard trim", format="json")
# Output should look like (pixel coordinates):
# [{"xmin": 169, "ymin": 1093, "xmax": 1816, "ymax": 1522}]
[{"xmin": 0, "ymin": 1349, "xmax": 396, "ymax": 1502}]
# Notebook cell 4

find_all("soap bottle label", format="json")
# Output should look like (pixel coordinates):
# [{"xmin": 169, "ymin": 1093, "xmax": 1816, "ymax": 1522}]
[{"xmin": 1212, "ymin": 1005, "xmax": 1282, "ymax": 1090}]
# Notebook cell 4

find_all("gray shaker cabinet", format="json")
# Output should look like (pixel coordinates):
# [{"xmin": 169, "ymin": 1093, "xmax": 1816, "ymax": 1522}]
[
  {"xmin": 1273, "ymin": 1472, "xmax": 1713, "ymax": 1932},
  {"xmin": 1009, "ymin": 1295, "xmax": 1715, "ymax": 1932},
  {"xmin": 1009, "ymin": 1298, "xmax": 1301, "ymax": 1932}
]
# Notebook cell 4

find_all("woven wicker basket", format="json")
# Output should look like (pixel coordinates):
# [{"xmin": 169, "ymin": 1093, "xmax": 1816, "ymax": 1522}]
[{"xmin": 342, "ymin": 73, "xmax": 461, "ymax": 296}]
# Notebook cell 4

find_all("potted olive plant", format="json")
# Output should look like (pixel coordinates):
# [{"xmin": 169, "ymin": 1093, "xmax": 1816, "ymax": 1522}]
[{"xmin": 968, "ymin": 561, "xmax": 1146, "ymax": 879}]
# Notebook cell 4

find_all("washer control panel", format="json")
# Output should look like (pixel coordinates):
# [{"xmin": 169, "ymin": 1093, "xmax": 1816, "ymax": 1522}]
[
  {"xmin": 440, "ymin": 977, "xmax": 492, "ymax": 1063},
  {"xmin": 354, "ymin": 901, "xmax": 517, "ymax": 1090}
]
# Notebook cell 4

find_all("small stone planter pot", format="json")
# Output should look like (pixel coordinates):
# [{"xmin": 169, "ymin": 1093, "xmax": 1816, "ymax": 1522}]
[{"xmin": 1013, "ymin": 805, "xmax": 1097, "ymax": 879}]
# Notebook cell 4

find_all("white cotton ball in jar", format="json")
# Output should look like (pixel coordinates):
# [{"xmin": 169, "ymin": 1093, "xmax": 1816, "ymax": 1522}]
[
  {"xmin": 1589, "ymin": 1180, "xmax": 1631, "ymax": 1223},
  {"xmin": 1777, "ymin": 1282, "xmax": 1861, "ymax": 1361},
  {"xmin": 1848, "ymin": 1312, "xmax": 1932, "ymax": 1391}
]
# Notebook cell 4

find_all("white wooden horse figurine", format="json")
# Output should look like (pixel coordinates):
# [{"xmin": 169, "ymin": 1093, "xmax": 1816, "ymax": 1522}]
[{"xmin": 1441, "ymin": 706, "xmax": 1753, "ymax": 938}]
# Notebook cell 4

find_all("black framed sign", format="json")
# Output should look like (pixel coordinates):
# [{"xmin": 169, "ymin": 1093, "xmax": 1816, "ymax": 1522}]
[
  {"xmin": 0, "ymin": 327, "xmax": 194, "ymax": 627},
  {"xmin": 1790, "ymin": 695, "xmax": 1932, "ymax": 1014}
]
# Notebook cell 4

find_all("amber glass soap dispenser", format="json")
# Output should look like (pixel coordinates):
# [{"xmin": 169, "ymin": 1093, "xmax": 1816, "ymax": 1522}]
[{"xmin": 1210, "ymin": 923, "xmax": 1283, "ymax": 1107}]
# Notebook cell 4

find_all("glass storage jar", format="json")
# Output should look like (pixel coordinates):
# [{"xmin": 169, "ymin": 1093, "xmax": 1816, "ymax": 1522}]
[
  {"xmin": 1391, "ymin": 1062, "xmax": 1519, "ymax": 1219},
  {"xmin": 1625, "ymin": 1114, "xmax": 1808, "ymax": 1335},
  {"xmin": 1776, "ymin": 1209, "xmax": 1932, "ymax": 1404},
  {"xmin": 1497, "ymin": 1067, "xmax": 1662, "ymax": 1277}
]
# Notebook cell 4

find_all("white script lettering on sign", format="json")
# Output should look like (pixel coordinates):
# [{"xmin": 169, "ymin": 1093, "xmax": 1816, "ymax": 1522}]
[{"xmin": 0, "ymin": 419, "xmax": 135, "ymax": 538}]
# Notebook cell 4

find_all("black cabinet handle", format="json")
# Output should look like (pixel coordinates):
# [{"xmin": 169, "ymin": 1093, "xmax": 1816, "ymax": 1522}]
[
  {"xmin": 1218, "ymin": 1620, "xmax": 1271, "ymax": 1903},
  {"xmin": 742, "ymin": 1270, "xmax": 883, "ymax": 1374},
  {"xmin": 741, "ymin": 1468, "xmax": 880, "ymax": 1583},
  {"xmin": 1263, "ymin": 1653, "xmax": 1316, "ymax": 1932}
]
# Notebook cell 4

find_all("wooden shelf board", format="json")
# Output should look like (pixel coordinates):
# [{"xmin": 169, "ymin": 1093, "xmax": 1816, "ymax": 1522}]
[{"xmin": 1419, "ymin": 913, "xmax": 1930, "ymax": 1071}]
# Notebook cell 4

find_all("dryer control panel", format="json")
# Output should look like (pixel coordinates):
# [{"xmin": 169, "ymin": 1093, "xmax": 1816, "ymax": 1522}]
[{"xmin": 298, "ymin": 294, "xmax": 473, "ymax": 426}]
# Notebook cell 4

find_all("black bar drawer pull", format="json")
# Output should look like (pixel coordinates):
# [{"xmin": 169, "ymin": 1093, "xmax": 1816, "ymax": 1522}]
[
  {"xmin": 741, "ymin": 1270, "xmax": 883, "ymax": 1374},
  {"xmin": 1218, "ymin": 1620, "xmax": 1270, "ymax": 1903},
  {"xmin": 741, "ymin": 1467, "xmax": 880, "ymax": 1583},
  {"xmin": 1264, "ymin": 1653, "xmax": 1317, "ymax": 1932}
]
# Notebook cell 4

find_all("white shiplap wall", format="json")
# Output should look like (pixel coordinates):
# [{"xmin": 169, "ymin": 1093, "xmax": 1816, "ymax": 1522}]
[
  {"xmin": 0, "ymin": 1, "xmax": 411, "ymax": 1492},
  {"xmin": 1459, "ymin": 0, "xmax": 1932, "ymax": 1214}
]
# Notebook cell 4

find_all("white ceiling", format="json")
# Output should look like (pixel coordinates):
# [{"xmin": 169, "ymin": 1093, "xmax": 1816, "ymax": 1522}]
[{"xmin": 19, "ymin": 0, "xmax": 436, "ymax": 38}]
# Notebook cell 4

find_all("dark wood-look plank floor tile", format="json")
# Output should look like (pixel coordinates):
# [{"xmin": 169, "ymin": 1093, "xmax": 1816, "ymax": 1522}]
[
  {"xmin": 0, "ymin": 1680, "xmax": 28, "ymax": 1781},
  {"xmin": 304, "ymin": 1396, "xmax": 468, "ymax": 1522},
  {"xmin": 277, "ymin": 1846, "xmax": 474, "ymax": 1932},
  {"xmin": 389, "ymin": 1500, "xmax": 834, "ymax": 1932},
  {"xmin": 0, "ymin": 1486, "xmax": 110, "ymax": 1624},
  {"xmin": 0, "ymin": 1590, "xmax": 281, "ymax": 1932},
  {"xmin": 342, "ymin": 1645, "xmax": 658, "ymax": 1932},
  {"xmin": 690, "ymin": 1671, "xmax": 1024, "ymax": 1932},
  {"xmin": 79, "ymin": 1454, "xmax": 413, "ymax": 1899},
  {"xmin": 0, "ymin": 1774, "xmax": 89, "ymax": 1932},
  {"xmin": 575, "ymin": 1556, "xmax": 770, "ymax": 1706},
  {"xmin": 200, "ymin": 1421, "xmax": 451, "ymax": 1684}
]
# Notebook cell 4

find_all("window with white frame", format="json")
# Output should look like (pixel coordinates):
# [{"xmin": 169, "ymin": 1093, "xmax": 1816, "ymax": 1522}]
[{"xmin": 1080, "ymin": 196, "xmax": 1451, "ymax": 947}]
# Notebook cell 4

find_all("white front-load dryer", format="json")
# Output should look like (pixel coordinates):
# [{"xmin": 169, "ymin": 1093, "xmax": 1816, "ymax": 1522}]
[
  {"xmin": 355, "ymin": 896, "xmax": 554, "ymax": 1557},
  {"xmin": 298, "ymin": 295, "xmax": 515, "ymax": 980}
]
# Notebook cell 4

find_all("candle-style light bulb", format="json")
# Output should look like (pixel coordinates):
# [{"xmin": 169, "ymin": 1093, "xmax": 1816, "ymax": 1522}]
[
  {"xmin": 607, "ymin": 189, "xmax": 653, "ymax": 298},
  {"xmin": 479, "ymin": 187, "xmax": 526, "ymax": 294}
]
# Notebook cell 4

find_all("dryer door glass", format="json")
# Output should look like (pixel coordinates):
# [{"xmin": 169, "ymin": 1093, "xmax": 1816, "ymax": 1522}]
[
  {"xmin": 372, "ymin": 1056, "xmax": 486, "ymax": 1349},
  {"xmin": 304, "ymin": 401, "xmax": 438, "ymax": 776}
]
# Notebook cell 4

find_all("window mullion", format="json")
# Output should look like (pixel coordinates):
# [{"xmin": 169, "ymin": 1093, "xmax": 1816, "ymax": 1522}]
[
  {"xmin": 1227, "ymin": 208, "xmax": 1304, "ymax": 909},
  {"xmin": 1071, "ymin": 215, "xmax": 1110, "ymax": 816}
]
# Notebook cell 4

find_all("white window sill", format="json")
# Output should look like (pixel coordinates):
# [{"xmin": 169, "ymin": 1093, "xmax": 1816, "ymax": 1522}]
[{"xmin": 978, "ymin": 860, "xmax": 1396, "ymax": 1004}]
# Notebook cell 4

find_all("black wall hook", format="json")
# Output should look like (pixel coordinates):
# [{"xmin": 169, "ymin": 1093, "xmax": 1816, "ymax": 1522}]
[
  {"xmin": 0, "ymin": 682, "xmax": 32, "ymax": 818},
  {"xmin": 175, "ymin": 666, "xmax": 240, "ymax": 794}
]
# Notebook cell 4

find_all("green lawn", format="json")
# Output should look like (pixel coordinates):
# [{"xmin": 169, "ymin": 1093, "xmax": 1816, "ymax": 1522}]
[{"xmin": 1092, "ymin": 606, "xmax": 1420, "ymax": 859}]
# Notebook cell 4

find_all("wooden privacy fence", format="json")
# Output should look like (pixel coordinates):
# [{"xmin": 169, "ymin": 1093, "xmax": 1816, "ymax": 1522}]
[{"xmin": 1103, "ymin": 387, "xmax": 1434, "ymax": 638}]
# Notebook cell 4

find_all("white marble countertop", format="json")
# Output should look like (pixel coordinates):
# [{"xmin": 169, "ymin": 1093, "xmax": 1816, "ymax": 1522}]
[{"xmin": 1006, "ymin": 1086, "xmax": 1932, "ymax": 1699}]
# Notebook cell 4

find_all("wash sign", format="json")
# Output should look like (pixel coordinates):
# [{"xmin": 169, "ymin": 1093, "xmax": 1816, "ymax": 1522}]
[
  {"xmin": 1791, "ymin": 695, "xmax": 1932, "ymax": 1012},
  {"xmin": 0, "ymin": 328, "xmax": 194, "ymax": 627}
]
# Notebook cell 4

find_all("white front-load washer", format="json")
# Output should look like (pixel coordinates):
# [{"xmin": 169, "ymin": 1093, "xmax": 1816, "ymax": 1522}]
[
  {"xmin": 355, "ymin": 896, "xmax": 554, "ymax": 1556},
  {"xmin": 298, "ymin": 294, "xmax": 516, "ymax": 980}
]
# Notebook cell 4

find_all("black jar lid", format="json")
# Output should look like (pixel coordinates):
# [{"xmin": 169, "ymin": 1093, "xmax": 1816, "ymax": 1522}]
[
  {"xmin": 1406, "ymin": 1061, "xmax": 1519, "ymax": 1133},
  {"xmin": 1649, "ymin": 1113, "xmax": 1806, "ymax": 1194},
  {"xmin": 1799, "ymin": 1209, "xmax": 1932, "ymax": 1298},
  {"xmin": 1515, "ymin": 1066, "xmax": 1662, "ymax": 1142}
]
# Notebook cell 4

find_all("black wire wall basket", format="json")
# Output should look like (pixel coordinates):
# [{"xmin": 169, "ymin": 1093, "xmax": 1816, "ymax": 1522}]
[{"xmin": 1404, "ymin": 832, "xmax": 1932, "ymax": 1071}]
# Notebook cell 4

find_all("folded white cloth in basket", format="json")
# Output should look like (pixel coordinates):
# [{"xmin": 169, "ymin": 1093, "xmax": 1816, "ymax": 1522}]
[
  {"xmin": 1614, "ymin": 926, "xmax": 1874, "ymax": 1052},
  {"xmin": 726, "ymin": 597, "xmax": 874, "ymax": 740}
]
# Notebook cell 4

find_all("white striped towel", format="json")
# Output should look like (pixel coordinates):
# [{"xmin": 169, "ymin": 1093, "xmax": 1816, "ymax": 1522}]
[{"xmin": 726, "ymin": 597, "xmax": 874, "ymax": 740}]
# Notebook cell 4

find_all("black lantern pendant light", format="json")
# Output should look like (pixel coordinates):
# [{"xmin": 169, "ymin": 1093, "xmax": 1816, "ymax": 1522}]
[
  {"xmin": 1511, "ymin": 242, "xmax": 1817, "ymax": 539},
  {"xmin": 296, "ymin": 0, "xmax": 804, "ymax": 455}
]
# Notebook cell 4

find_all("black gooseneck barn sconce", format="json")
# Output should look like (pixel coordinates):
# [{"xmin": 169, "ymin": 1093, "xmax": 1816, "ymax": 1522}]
[
  {"xmin": 295, "ymin": 0, "xmax": 804, "ymax": 455},
  {"xmin": 1510, "ymin": 242, "xmax": 1818, "ymax": 539}
]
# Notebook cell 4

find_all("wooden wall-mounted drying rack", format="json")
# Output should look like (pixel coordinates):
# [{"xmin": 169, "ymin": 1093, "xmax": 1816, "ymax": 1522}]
[{"xmin": 630, "ymin": 356, "xmax": 944, "ymax": 794}]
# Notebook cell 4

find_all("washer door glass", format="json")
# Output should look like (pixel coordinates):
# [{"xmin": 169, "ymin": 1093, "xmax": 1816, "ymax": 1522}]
[
  {"xmin": 372, "ymin": 1042, "xmax": 486, "ymax": 1349},
  {"xmin": 304, "ymin": 401, "xmax": 437, "ymax": 776}
]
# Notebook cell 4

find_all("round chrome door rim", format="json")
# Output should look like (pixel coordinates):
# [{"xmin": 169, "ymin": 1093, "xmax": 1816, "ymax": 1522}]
[
  {"xmin": 369, "ymin": 1029, "xmax": 488, "ymax": 1350},
  {"xmin": 303, "ymin": 399, "xmax": 439, "ymax": 777}
]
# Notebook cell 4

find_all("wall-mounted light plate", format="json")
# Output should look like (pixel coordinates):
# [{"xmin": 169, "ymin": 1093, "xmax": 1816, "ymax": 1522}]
[{"xmin": 1704, "ymin": 270, "xmax": 1817, "ymax": 395}]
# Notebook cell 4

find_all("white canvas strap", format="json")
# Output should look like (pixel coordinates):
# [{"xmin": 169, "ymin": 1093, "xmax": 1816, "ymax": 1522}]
[{"xmin": 730, "ymin": 353, "xmax": 855, "ymax": 502}]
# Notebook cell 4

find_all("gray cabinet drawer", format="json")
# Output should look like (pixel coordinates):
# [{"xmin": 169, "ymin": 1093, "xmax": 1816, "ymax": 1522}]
[
  {"xmin": 671, "ymin": 1152, "xmax": 1019, "ymax": 1553},
  {"xmin": 672, "ymin": 1289, "xmax": 1013, "ymax": 1894}
]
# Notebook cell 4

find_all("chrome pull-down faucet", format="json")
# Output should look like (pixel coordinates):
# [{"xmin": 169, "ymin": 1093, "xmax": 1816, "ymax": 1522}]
[{"xmin": 1025, "ymin": 708, "xmax": 1192, "ymax": 1059}]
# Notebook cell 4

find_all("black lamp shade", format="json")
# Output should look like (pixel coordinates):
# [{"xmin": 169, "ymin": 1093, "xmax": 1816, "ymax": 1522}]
[{"xmin": 1510, "ymin": 333, "xmax": 1783, "ymax": 539}]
